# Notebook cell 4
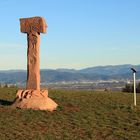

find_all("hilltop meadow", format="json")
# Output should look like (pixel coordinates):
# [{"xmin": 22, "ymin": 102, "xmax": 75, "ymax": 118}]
[{"xmin": 0, "ymin": 87, "xmax": 140, "ymax": 140}]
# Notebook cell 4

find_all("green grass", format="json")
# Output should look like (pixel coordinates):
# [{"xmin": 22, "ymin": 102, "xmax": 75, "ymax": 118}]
[{"xmin": 0, "ymin": 87, "xmax": 140, "ymax": 140}]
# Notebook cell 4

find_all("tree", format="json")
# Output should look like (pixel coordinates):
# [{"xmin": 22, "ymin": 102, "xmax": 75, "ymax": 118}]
[
  {"xmin": 136, "ymin": 82, "xmax": 140, "ymax": 93},
  {"xmin": 122, "ymin": 84, "xmax": 133, "ymax": 93},
  {"xmin": 122, "ymin": 82, "xmax": 140, "ymax": 93}
]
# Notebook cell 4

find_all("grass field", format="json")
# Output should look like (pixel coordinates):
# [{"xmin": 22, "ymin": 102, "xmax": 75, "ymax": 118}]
[{"xmin": 0, "ymin": 87, "xmax": 140, "ymax": 140}]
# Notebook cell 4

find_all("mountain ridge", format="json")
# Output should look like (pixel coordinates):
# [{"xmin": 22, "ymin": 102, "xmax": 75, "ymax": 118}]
[{"xmin": 0, "ymin": 64, "xmax": 139, "ymax": 84}]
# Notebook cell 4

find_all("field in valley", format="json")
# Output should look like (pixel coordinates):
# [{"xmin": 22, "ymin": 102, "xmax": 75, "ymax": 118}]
[{"xmin": 0, "ymin": 87, "xmax": 140, "ymax": 140}]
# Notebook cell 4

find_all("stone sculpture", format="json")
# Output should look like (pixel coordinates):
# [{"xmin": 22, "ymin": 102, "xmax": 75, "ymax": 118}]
[{"xmin": 12, "ymin": 17, "xmax": 58, "ymax": 111}]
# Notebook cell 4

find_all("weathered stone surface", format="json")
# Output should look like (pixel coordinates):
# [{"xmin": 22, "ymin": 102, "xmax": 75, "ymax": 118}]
[
  {"xmin": 12, "ymin": 90, "xmax": 57, "ymax": 111},
  {"xmin": 16, "ymin": 89, "xmax": 48, "ymax": 98},
  {"xmin": 12, "ymin": 16, "xmax": 58, "ymax": 111},
  {"xmin": 20, "ymin": 17, "xmax": 47, "ymax": 90},
  {"xmin": 27, "ymin": 31, "xmax": 40, "ymax": 90},
  {"xmin": 20, "ymin": 17, "xmax": 47, "ymax": 34}
]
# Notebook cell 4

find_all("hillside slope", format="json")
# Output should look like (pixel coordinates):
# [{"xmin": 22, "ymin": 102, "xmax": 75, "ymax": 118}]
[{"xmin": 0, "ymin": 64, "xmax": 139, "ymax": 84}]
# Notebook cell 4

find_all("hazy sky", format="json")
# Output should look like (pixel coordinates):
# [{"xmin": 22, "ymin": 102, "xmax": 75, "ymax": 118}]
[{"xmin": 0, "ymin": 0, "xmax": 140, "ymax": 70}]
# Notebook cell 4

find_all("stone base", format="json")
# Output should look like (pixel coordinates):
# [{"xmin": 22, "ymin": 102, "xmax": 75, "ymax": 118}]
[{"xmin": 12, "ymin": 89, "xmax": 58, "ymax": 111}]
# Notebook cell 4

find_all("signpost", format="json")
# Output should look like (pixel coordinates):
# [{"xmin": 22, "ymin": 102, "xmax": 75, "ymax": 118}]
[{"xmin": 131, "ymin": 68, "xmax": 137, "ymax": 106}]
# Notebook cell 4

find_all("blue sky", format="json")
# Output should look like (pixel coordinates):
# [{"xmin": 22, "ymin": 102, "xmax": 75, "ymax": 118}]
[{"xmin": 0, "ymin": 0, "xmax": 140, "ymax": 70}]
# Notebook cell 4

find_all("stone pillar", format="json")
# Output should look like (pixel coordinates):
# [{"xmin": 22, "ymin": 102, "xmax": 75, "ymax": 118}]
[
  {"xmin": 27, "ymin": 32, "xmax": 40, "ymax": 90},
  {"xmin": 12, "ymin": 17, "xmax": 58, "ymax": 111},
  {"xmin": 20, "ymin": 17, "xmax": 46, "ymax": 90}
]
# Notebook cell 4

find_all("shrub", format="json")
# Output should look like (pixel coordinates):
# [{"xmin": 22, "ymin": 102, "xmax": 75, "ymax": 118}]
[{"xmin": 122, "ymin": 82, "xmax": 140, "ymax": 93}]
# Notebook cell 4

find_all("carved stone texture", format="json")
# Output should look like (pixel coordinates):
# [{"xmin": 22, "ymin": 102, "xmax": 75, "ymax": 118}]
[
  {"xmin": 20, "ymin": 17, "xmax": 47, "ymax": 34},
  {"xmin": 27, "ymin": 32, "xmax": 40, "ymax": 90},
  {"xmin": 12, "ymin": 90, "xmax": 57, "ymax": 111},
  {"xmin": 20, "ymin": 17, "xmax": 47, "ymax": 90},
  {"xmin": 12, "ymin": 17, "xmax": 58, "ymax": 111}
]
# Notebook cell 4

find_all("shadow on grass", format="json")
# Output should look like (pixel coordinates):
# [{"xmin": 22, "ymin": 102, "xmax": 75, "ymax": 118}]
[{"xmin": 0, "ymin": 99, "xmax": 13, "ymax": 106}]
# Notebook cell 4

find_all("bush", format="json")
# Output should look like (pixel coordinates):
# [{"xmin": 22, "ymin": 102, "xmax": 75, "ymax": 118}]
[
  {"xmin": 122, "ymin": 82, "xmax": 140, "ymax": 93},
  {"xmin": 137, "ymin": 82, "xmax": 140, "ymax": 93}
]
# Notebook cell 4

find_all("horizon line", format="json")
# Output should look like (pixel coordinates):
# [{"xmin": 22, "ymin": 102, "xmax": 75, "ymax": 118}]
[{"xmin": 0, "ymin": 64, "xmax": 139, "ymax": 71}]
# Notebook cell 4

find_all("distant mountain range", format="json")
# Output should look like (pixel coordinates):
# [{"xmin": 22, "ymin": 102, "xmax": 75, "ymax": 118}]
[{"xmin": 0, "ymin": 64, "xmax": 140, "ymax": 84}]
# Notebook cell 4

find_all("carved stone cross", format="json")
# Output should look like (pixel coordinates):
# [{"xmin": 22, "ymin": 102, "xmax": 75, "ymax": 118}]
[
  {"xmin": 12, "ymin": 16, "xmax": 57, "ymax": 111},
  {"xmin": 20, "ymin": 17, "xmax": 47, "ymax": 90}
]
